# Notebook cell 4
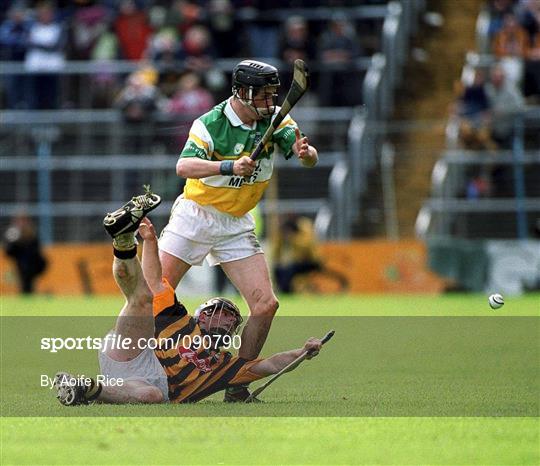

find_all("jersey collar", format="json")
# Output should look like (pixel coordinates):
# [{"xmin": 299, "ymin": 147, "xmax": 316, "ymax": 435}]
[{"xmin": 225, "ymin": 98, "xmax": 256, "ymax": 129}]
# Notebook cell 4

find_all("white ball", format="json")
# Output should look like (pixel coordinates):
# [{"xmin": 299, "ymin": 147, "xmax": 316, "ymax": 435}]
[{"xmin": 488, "ymin": 293, "xmax": 504, "ymax": 309}]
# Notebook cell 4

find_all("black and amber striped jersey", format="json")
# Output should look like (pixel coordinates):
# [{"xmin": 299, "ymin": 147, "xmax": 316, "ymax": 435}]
[{"xmin": 152, "ymin": 279, "xmax": 264, "ymax": 403}]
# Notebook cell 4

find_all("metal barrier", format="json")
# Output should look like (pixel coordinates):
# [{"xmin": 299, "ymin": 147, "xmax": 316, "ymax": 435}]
[
  {"xmin": 316, "ymin": 0, "xmax": 418, "ymax": 238},
  {"xmin": 0, "ymin": 57, "xmax": 373, "ymax": 75},
  {"xmin": 416, "ymin": 198, "xmax": 540, "ymax": 239},
  {"xmin": 0, "ymin": 107, "xmax": 351, "ymax": 243},
  {"xmin": 315, "ymin": 107, "xmax": 374, "ymax": 240},
  {"xmin": 315, "ymin": 0, "xmax": 425, "ymax": 239},
  {"xmin": 475, "ymin": 7, "xmax": 492, "ymax": 54},
  {"xmin": 0, "ymin": 58, "xmax": 372, "ymax": 110},
  {"xmin": 1, "ymin": 0, "xmax": 425, "ymax": 242},
  {"xmin": 417, "ymin": 144, "xmax": 540, "ymax": 240}
]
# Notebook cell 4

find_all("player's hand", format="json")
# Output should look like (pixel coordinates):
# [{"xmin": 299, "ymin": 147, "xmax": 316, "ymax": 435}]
[
  {"xmin": 293, "ymin": 128, "xmax": 310, "ymax": 160},
  {"xmin": 138, "ymin": 218, "xmax": 157, "ymax": 241},
  {"xmin": 233, "ymin": 156, "xmax": 256, "ymax": 176},
  {"xmin": 303, "ymin": 337, "xmax": 323, "ymax": 359}
]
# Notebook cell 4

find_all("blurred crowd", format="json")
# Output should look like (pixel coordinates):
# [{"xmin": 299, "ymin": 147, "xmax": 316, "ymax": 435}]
[
  {"xmin": 450, "ymin": 0, "xmax": 540, "ymax": 202},
  {"xmin": 0, "ymin": 0, "xmax": 368, "ymax": 111},
  {"xmin": 453, "ymin": 64, "xmax": 525, "ymax": 153},
  {"xmin": 487, "ymin": 0, "xmax": 540, "ymax": 98}
]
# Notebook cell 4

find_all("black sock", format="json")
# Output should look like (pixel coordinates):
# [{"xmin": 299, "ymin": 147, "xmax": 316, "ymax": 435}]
[
  {"xmin": 227, "ymin": 385, "xmax": 248, "ymax": 392},
  {"xmin": 85, "ymin": 378, "xmax": 103, "ymax": 401},
  {"xmin": 113, "ymin": 247, "xmax": 137, "ymax": 259}
]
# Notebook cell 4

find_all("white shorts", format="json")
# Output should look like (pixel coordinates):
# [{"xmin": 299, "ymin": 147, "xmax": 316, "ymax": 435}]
[
  {"xmin": 159, "ymin": 197, "xmax": 263, "ymax": 266},
  {"xmin": 98, "ymin": 335, "xmax": 169, "ymax": 401}
]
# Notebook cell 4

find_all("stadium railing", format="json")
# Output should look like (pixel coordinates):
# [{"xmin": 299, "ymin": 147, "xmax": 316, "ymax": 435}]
[
  {"xmin": 414, "ymin": 5, "xmax": 540, "ymax": 294},
  {"xmin": 0, "ymin": 107, "xmax": 353, "ymax": 243},
  {"xmin": 437, "ymin": 13, "xmax": 540, "ymax": 240},
  {"xmin": 417, "ymin": 108, "xmax": 540, "ymax": 240},
  {"xmin": 1, "ymin": 0, "xmax": 425, "ymax": 243},
  {"xmin": 315, "ymin": 0, "xmax": 425, "ymax": 239},
  {"xmin": 0, "ymin": 58, "xmax": 373, "ymax": 110}
]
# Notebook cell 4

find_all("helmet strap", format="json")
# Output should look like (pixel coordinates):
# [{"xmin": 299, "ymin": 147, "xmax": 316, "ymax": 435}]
[{"xmin": 234, "ymin": 86, "xmax": 273, "ymax": 118}]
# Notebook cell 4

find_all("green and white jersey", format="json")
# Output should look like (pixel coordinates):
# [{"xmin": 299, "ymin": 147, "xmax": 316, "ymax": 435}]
[{"xmin": 180, "ymin": 98, "xmax": 298, "ymax": 217}]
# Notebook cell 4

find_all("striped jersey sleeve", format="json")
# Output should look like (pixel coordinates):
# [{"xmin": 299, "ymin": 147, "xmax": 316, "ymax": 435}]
[
  {"xmin": 152, "ymin": 278, "xmax": 191, "ymax": 335},
  {"xmin": 180, "ymin": 119, "xmax": 214, "ymax": 160},
  {"xmin": 183, "ymin": 356, "xmax": 266, "ymax": 403}
]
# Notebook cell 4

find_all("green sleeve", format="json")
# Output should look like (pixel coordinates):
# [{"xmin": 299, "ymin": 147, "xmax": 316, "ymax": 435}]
[
  {"xmin": 273, "ymin": 120, "xmax": 299, "ymax": 160},
  {"xmin": 180, "ymin": 139, "xmax": 209, "ymax": 160},
  {"xmin": 179, "ymin": 120, "xmax": 211, "ymax": 160}
]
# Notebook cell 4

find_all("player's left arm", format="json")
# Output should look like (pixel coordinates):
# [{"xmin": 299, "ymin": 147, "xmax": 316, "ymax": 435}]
[
  {"xmin": 273, "ymin": 115, "xmax": 318, "ymax": 167},
  {"xmin": 139, "ymin": 218, "xmax": 165, "ymax": 295},
  {"xmin": 292, "ymin": 128, "xmax": 318, "ymax": 168},
  {"xmin": 249, "ymin": 337, "xmax": 323, "ymax": 377},
  {"xmin": 138, "ymin": 219, "xmax": 192, "ymax": 342}
]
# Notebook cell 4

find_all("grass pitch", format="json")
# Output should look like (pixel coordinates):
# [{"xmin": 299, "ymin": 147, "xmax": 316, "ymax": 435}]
[{"xmin": 1, "ymin": 293, "xmax": 539, "ymax": 464}]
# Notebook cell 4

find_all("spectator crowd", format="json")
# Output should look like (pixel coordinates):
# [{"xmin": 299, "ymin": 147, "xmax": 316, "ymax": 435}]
[
  {"xmin": 451, "ymin": 0, "xmax": 540, "ymax": 204},
  {"xmin": 0, "ymin": 0, "xmax": 369, "ymax": 111},
  {"xmin": 454, "ymin": 0, "xmax": 540, "ymax": 150},
  {"xmin": 488, "ymin": 0, "xmax": 540, "ymax": 99}
]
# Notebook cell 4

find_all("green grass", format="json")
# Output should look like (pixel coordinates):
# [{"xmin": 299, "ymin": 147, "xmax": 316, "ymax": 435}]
[
  {"xmin": 3, "ymin": 292, "xmax": 540, "ymax": 317},
  {"xmin": 1, "ymin": 293, "xmax": 539, "ymax": 464},
  {"xmin": 2, "ymin": 417, "xmax": 538, "ymax": 465}
]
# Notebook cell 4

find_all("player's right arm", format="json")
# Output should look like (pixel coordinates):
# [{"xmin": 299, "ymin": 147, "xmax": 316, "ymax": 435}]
[
  {"xmin": 248, "ymin": 337, "xmax": 323, "ymax": 376},
  {"xmin": 176, "ymin": 156, "xmax": 256, "ymax": 178}
]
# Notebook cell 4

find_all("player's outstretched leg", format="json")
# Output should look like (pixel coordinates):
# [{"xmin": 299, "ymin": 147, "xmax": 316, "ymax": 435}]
[
  {"xmin": 54, "ymin": 190, "xmax": 166, "ymax": 406},
  {"xmin": 103, "ymin": 186, "xmax": 162, "ymax": 361},
  {"xmin": 54, "ymin": 372, "xmax": 163, "ymax": 406}
]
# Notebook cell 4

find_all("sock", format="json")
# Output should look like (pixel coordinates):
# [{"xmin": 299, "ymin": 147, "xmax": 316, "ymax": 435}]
[
  {"xmin": 113, "ymin": 247, "xmax": 137, "ymax": 259},
  {"xmin": 84, "ymin": 378, "xmax": 103, "ymax": 401},
  {"xmin": 113, "ymin": 233, "xmax": 137, "ymax": 258},
  {"xmin": 226, "ymin": 385, "xmax": 248, "ymax": 394}
]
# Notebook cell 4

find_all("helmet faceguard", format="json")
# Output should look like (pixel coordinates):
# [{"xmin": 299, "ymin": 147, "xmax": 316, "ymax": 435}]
[
  {"xmin": 232, "ymin": 60, "xmax": 280, "ymax": 118},
  {"xmin": 194, "ymin": 297, "xmax": 243, "ymax": 346}
]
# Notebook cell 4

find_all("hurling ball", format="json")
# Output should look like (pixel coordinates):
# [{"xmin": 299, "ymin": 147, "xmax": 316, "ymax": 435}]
[{"xmin": 488, "ymin": 293, "xmax": 504, "ymax": 310}]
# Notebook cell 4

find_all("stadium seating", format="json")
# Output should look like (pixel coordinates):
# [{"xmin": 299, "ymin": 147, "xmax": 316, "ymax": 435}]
[
  {"xmin": 0, "ymin": 1, "xmax": 425, "ymax": 242},
  {"xmin": 416, "ymin": 1, "xmax": 540, "ymax": 293},
  {"xmin": 418, "ymin": 3, "xmax": 540, "ymax": 240}
]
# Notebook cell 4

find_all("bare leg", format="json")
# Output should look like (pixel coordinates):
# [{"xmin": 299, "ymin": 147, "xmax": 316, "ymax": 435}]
[
  {"xmin": 221, "ymin": 253, "xmax": 279, "ymax": 360},
  {"xmin": 97, "ymin": 380, "xmax": 163, "ymax": 404},
  {"xmin": 159, "ymin": 250, "xmax": 192, "ymax": 288},
  {"xmin": 107, "ymin": 256, "xmax": 153, "ymax": 361},
  {"xmin": 55, "ymin": 193, "xmax": 167, "ymax": 407}
]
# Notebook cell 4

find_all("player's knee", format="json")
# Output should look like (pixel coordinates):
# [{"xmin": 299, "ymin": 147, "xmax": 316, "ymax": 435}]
[
  {"xmin": 114, "ymin": 266, "xmax": 130, "ymax": 281},
  {"xmin": 136, "ymin": 386, "xmax": 163, "ymax": 404},
  {"xmin": 255, "ymin": 294, "xmax": 279, "ymax": 317},
  {"xmin": 130, "ymin": 292, "xmax": 153, "ymax": 311}
]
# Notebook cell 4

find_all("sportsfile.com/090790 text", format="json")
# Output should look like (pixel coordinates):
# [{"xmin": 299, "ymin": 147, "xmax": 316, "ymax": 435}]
[{"xmin": 40, "ymin": 333, "xmax": 242, "ymax": 353}]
